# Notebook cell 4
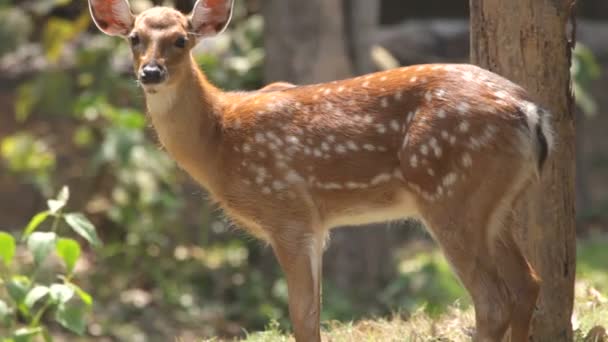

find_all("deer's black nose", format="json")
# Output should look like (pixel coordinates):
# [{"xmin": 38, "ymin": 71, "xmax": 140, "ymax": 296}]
[{"xmin": 140, "ymin": 63, "xmax": 166, "ymax": 84}]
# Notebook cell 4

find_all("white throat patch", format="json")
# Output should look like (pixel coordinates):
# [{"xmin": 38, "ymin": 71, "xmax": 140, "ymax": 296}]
[{"xmin": 145, "ymin": 86, "xmax": 177, "ymax": 115}]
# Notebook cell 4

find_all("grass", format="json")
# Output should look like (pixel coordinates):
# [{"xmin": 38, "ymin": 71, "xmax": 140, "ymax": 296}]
[
  {"xmin": 236, "ymin": 282, "xmax": 607, "ymax": 342},
  {"xmin": 201, "ymin": 237, "xmax": 608, "ymax": 341}
]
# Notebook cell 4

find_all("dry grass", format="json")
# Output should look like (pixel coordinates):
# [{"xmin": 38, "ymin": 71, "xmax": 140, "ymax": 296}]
[{"xmin": 201, "ymin": 281, "xmax": 607, "ymax": 342}]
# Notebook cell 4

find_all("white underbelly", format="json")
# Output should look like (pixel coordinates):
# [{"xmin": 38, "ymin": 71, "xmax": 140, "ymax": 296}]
[{"xmin": 322, "ymin": 191, "xmax": 420, "ymax": 230}]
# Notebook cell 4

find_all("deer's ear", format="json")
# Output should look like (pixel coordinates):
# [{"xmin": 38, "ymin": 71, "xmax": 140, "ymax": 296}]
[
  {"xmin": 189, "ymin": 0, "xmax": 234, "ymax": 39},
  {"xmin": 88, "ymin": 0, "xmax": 134, "ymax": 37}
]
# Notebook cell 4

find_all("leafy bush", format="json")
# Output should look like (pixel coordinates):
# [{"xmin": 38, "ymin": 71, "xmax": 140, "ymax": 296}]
[{"xmin": 0, "ymin": 186, "xmax": 99, "ymax": 341}]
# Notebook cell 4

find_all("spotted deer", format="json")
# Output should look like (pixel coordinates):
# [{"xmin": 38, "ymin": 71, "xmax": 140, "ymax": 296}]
[{"xmin": 88, "ymin": 0, "xmax": 553, "ymax": 341}]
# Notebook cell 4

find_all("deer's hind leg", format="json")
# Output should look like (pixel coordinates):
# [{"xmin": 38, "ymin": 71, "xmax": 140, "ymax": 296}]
[
  {"xmin": 413, "ymin": 155, "xmax": 537, "ymax": 342},
  {"xmin": 493, "ymin": 228, "xmax": 540, "ymax": 342}
]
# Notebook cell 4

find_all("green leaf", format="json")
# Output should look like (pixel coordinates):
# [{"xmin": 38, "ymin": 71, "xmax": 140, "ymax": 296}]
[
  {"xmin": 24, "ymin": 285, "xmax": 50, "ymax": 308},
  {"xmin": 64, "ymin": 213, "xmax": 101, "ymax": 247},
  {"xmin": 0, "ymin": 299, "xmax": 12, "ymax": 323},
  {"xmin": 47, "ymin": 186, "xmax": 69, "ymax": 214},
  {"xmin": 13, "ymin": 327, "xmax": 42, "ymax": 342},
  {"xmin": 49, "ymin": 284, "xmax": 74, "ymax": 304},
  {"xmin": 27, "ymin": 232, "xmax": 57, "ymax": 265},
  {"xmin": 0, "ymin": 231, "xmax": 16, "ymax": 266},
  {"xmin": 23, "ymin": 211, "xmax": 49, "ymax": 238},
  {"xmin": 55, "ymin": 238, "xmax": 80, "ymax": 273},
  {"xmin": 42, "ymin": 328, "xmax": 54, "ymax": 342},
  {"xmin": 67, "ymin": 282, "xmax": 93, "ymax": 307},
  {"xmin": 55, "ymin": 304, "xmax": 86, "ymax": 335},
  {"xmin": 7, "ymin": 276, "xmax": 31, "ymax": 304}
]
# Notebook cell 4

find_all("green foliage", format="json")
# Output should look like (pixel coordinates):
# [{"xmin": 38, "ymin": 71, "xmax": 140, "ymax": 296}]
[
  {"xmin": 379, "ymin": 249, "xmax": 468, "ymax": 316},
  {"xmin": 198, "ymin": 14, "xmax": 265, "ymax": 90},
  {"xmin": 572, "ymin": 43, "xmax": 602, "ymax": 116},
  {"xmin": 0, "ymin": 186, "xmax": 98, "ymax": 341},
  {"xmin": 0, "ymin": 7, "xmax": 32, "ymax": 56},
  {"xmin": 0, "ymin": 233, "xmax": 16, "ymax": 266},
  {"xmin": 0, "ymin": 133, "xmax": 56, "ymax": 194}
]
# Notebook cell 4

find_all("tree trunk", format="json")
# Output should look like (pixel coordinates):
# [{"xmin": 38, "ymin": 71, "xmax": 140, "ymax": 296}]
[
  {"xmin": 262, "ymin": 0, "xmax": 352, "ymax": 84},
  {"xmin": 262, "ymin": 0, "xmax": 395, "ymax": 297},
  {"xmin": 470, "ymin": 1, "xmax": 576, "ymax": 341}
]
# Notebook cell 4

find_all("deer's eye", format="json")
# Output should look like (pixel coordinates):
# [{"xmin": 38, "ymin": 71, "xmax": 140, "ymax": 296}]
[
  {"xmin": 175, "ymin": 36, "xmax": 187, "ymax": 48},
  {"xmin": 129, "ymin": 34, "xmax": 140, "ymax": 47}
]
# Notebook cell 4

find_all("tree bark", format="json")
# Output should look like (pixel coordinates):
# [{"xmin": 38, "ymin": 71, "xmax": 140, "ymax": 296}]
[
  {"xmin": 262, "ymin": 0, "xmax": 395, "ymax": 297},
  {"xmin": 470, "ymin": 1, "xmax": 576, "ymax": 341},
  {"xmin": 262, "ymin": 0, "xmax": 352, "ymax": 84}
]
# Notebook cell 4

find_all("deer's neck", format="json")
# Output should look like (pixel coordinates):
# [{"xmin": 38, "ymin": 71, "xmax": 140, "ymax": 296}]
[{"xmin": 144, "ymin": 56, "xmax": 223, "ymax": 196}]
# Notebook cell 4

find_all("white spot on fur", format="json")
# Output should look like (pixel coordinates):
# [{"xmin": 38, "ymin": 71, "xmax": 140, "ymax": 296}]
[
  {"xmin": 433, "ymin": 145, "xmax": 442, "ymax": 158},
  {"xmin": 395, "ymin": 91, "xmax": 403, "ymax": 101},
  {"xmin": 457, "ymin": 102, "xmax": 470, "ymax": 114},
  {"xmin": 410, "ymin": 76, "xmax": 418, "ymax": 83},
  {"xmin": 427, "ymin": 168, "xmax": 435, "ymax": 176},
  {"xmin": 346, "ymin": 141, "xmax": 359, "ymax": 151},
  {"xmin": 459, "ymin": 121, "xmax": 470, "ymax": 133},
  {"xmin": 335, "ymin": 144, "xmax": 347, "ymax": 154},
  {"xmin": 272, "ymin": 180, "xmax": 286, "ymax": 191},
  {"xmin": 420, "ymin": 144, "xmax": 429, "ymax": 156},
  {"xmin": 393, "ymin": 168, "xmax": 405, "ymax": 181},
  {"xmin": 325, "ymin": 183, "xmax": 343, "ymax": 190},
  {"xmin": 437, "ymin": 109, "xmax": 446, "ymax": 118},
  {"xmin": 285, "ymin": 170, "xmax": 304, "ymax": 183},
  {"xmin": 469, "ymin": 137, "xmax": 482, "ymax": 150},
  {"xmin": 363, "ymin": 144, "xmax": 376, "ymax": 151},
  {"xmin": 425, "ymin": 91, "xmax": 433, "ymax": 101},
  {"xmin": 381, "ymin": 98, "xmax": 389, "ymax": 108},
  {"xmin": 402, "ymin": 135, "xmax": 409, "ymax": 149},
  {"xmin": 406, "ymin": 111, "xmax": 415, "ymax": 123},
  {"xmin": 286, "ymin": 136, "xmax": 299, "ymax": 144},
  {"xmin": 441, "ymin": 131, "xmax": 449, "ymax": 140},
  {"xmin": 345, "ymin": 182, "xmax": 359, "ymax": 190},
  {"xmin": 442, "ymin": 173, "xmax": 458, "ymax": 187},
  {"xmin": 390, "ymin": 120, "xmax": 400, "ymax": 131},
  {"xmin": 255, "ymin": 133, "xmax": 266, "ymax": 143},
  {"xmin": 371, "ymin": 173, "xmax": 392, "ymax": 186},
  {"xmin": 410, "ymin": 154, "xmax": 418, "ymax": 168},
  {"xmin": 462, "ymin": 153, "xmax": 473, "ymax": 168},
  {"xmin": 376, "ymin": 124, "xmax": 387, "ymax": 134},
  {"xmin": 243, "ymin": 143, "xmax": 252, "ymax": 153}
]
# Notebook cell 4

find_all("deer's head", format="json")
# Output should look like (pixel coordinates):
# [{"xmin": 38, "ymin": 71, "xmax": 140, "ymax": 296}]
[{"xmin": 88, "ymin": 0, "xmax": 233, "ymax": 91}]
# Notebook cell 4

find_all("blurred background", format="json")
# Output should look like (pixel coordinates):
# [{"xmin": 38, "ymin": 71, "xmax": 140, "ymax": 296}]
[{"xmin": 0, "ymin": 0, "xmax": 606, "ymax": 341}]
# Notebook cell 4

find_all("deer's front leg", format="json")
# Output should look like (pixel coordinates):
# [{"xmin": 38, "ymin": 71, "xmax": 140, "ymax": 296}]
[{"xmin": 271, "ymin": 229, "xmax": 326, "ymax": 342}]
